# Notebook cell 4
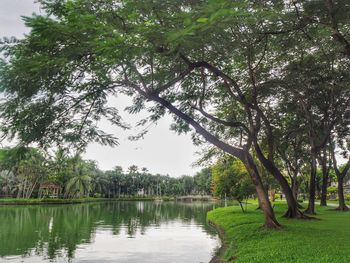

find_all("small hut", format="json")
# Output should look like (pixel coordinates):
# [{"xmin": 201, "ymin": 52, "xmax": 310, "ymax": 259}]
[{"xmin": 39, "ymin": 182, "xmax": 61, "ymax": 198}]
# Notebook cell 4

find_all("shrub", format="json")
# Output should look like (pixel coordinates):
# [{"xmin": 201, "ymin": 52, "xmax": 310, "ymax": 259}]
[
  {"xmin": 327, "ymin": 186, "xmax": 338, "ymax": 199},
  {"xmin": 274, "ymin": 193, "xmax": 281, "ymax": 200},
  {"xmin": 345, "ymin": 194, "xmax": 350, "ymax": 201}
]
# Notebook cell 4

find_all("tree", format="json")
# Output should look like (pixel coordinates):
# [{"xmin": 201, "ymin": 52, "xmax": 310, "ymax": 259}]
[
  {"xmin": 259, "ymin": 0, "xmax": 350, "ymax": 214},
  {"xmin": 193, "ymin": 168, "xmax": 211, "ymax": 195},
  {"xmin": 16, "ymin": 151, "xmax": 48, "ymax": 198},
  {"xmin": 47, "ymin": 148, "xmax": 73, "ymax": 189},
  {"xmin": 276, "ymin": 124, "xmax": 308, "ymax": 202},
  {"xmin": 64, "ymin": 156, "xmax": 94, "ymax": 198},
  {"xmin": 331, "ymin": 144, "xmax": 350, "ymax": 211},
  {"xmin": 181, "ymin": 176, "xmax": 194, "ymax": 195},
  {"xmin": 280, "ymin": 56, "xmax": 350, "ymax": 214},
  {"xmin": 0, "ymin": 0, "xmax": 285, "ymax": 228},
  {"xmin": 211, "ymin": 156, "xmax": 255, "ymax": 212},
  {"xmin": 0, "ymin": 146, "xmax": 48, "ymax": 198}
]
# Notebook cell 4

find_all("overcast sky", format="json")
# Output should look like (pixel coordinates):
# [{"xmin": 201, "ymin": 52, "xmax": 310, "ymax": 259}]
[{"xmin": 0, "ymin": 0, "xmax": 200, "ymax": 177}]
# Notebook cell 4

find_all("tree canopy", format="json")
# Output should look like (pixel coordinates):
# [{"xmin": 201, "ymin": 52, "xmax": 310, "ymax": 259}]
[{"xmin": 1, "ymin": 0, "xmax": 350, "ymax": 227}]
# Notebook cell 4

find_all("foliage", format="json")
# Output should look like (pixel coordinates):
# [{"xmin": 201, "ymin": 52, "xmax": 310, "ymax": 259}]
[
  {"xmin": 0, "ymin": 147, "xmax": 48, "ymax": 198},
  {"xmin": 211, "ymin": 156, "xmax": 255, "ymax": 210},
  {"xmin": 327, "ymin": 186, "xmax": 338, "ymax": 199},
  {"xmin": 345, "ymin": 194, "xmax": 350, "ymax": 201},
  {"xmin": 193, "ymin": 167, "xmax": 212, "ymax": 194}
]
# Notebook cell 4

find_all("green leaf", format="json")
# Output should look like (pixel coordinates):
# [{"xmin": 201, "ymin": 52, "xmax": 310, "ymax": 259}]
[{"xmin": 197, "ymin": 17, "xmax": 208, "ymax": 23}]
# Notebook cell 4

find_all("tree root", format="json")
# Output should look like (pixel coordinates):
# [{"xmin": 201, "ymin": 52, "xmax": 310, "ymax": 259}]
[
  {"xmin": 283, "ymin": 208, "xmax": 316, "ymax": 219},
  {"xmin": 335, "ymin": 205, "xmax": 350, "ymax": 211}
]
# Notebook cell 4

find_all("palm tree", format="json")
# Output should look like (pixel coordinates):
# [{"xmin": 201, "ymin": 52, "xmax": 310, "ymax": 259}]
[
  {"xmin": 91, "ymin": 172, "xmax": 108, "ymax": 197},
  {"xmin": 0, "ymin": 170, "xmax": 16, "ymax": 197},
  {"xmin": 0, "ymin": 147, "xmax": 48, "ymax": 198},
  {"xmin": 65, "ymin": 173, "xmax": 91, "ymax": 198},
  {"xmin": 65, "ymin": 157, "xmax": 92, "ymax": 198}
]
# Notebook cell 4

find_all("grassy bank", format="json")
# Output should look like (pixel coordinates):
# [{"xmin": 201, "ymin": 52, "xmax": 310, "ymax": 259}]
[
  {"xmin": 0, "ymin": 196, "xmax": 174, "ymax": 205},
  {"xmin": 321, "ymin": 199, "xmax": 349, "ymax": 206},
  {"xmin": 207, "ymin": 202, "xmax": 350, "ymax": 263}
]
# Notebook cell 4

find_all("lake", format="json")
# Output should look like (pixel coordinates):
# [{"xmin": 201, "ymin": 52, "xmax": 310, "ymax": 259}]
[{"xmin": 0, "ymin": 201, "xmax": 222, "ymax": 263}]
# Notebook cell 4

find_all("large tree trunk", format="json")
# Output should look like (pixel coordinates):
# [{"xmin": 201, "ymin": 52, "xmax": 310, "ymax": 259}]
[
  {"xmin": 254, "ymin": 145, "xmax": 307, "ymax": 218},
  {"xmin": 291, "ymin": 176, "xmax": 298, "ymax": 201},
  {"xmin": 243, "ymin": 152, "xmax": 281, "ymax": 229},
  {"xmin": 318, "ymin": 148, "xmax": 329, "ymax": 206},
  {"xmin": 305, "ymin": 153, "xmax": 317, "ymax": 214},
  {"xmin": 320, "ymin": 168, "xmax": 329, "ymax": 206},
  {"xmin": 281, "ymin": 178, "xmax": 306, "ymax": 218},
  {"xmin": 291, "ymin": 175, "xmax": 304, "ymax": 209},
  {"xmin": 336, "ymin": 176, "xmax": 349, "ymax": 211},
  {"xmin": 275, "ymin": 170, "xmax": 304, "ymax": 218}
]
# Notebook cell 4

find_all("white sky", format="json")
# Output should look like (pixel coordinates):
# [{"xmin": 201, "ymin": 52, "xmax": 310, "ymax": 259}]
[{"xmin": 0, "ymin": 0, "xmax": 200, "ymax": 177}]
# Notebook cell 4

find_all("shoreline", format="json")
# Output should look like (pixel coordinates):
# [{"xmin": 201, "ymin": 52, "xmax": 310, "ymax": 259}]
[
  {"xmin": 208, "ymin": 220, "xmax": 227, "ymax": 263},
  {"xmin": 0, "ymin": 196, "xmax": 175, "ymax": 205},
  {"xmin": 0, "ymin": 195, "xmax": 219, "ymax": 206}
]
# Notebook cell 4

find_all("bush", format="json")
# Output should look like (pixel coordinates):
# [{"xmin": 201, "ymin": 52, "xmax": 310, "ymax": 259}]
[
  {"xmin": 327, "ymin": 186, "xmax": 338, "ymax": 199},
  {"xmin": 274, "ymin": 193, "xmax": 281, "ymax": 200}
]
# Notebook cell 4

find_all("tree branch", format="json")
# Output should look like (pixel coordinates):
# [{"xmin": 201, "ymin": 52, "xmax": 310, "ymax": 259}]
[
  {"xmin": 325, "ymin": 0, "xmax": 350, "ymax": 57},
  {"xmin": 331, "ymin": 143, "xmax": 350, "ymax": 179},
  {"xmin": 152, "ymin": 66, "xmax": 195, "ymax": 94},
  {"xmin": 192, "ymin": 105, "xmax": 250, "ymax": 135},
  {"xmin": 123, "ymin": 80, "xmax": 245, "ymax": 159}
]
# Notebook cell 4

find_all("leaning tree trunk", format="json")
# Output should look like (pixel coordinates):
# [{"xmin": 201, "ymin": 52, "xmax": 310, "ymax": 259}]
[
  {"xmin": 305, "ymin": 153, "xmax": 317, "ymax": 214},
  {"xmin": 336, "ymin": 176, "xmax": 349, "ymax": 211},
  {"xmin": 148, "ymin": 93, "xmax": 281, "ymax": 228},
  {"xmin": 254, "ymin": 146, "xmax": 307, "ymax": 218},
  {"xmin": 243, "ymin": 152, "xmax": 281, "ymax": 229}
]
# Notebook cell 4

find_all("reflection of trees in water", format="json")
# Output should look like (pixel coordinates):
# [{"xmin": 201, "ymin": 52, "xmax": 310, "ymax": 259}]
[
  {"xmin": 0, "ymin": 204, "xmax": 96, "ymax": 259},
  {"xmin": 0, "ymin": 201, "xmax": 219, "ymax": 260}
]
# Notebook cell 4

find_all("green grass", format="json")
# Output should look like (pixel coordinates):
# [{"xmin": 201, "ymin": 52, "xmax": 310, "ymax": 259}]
[
  {"xmin": 0, "ymin": 196, "xmax": 174, "ymax": 205},
  {"xmin": 207, "ymin": 202, "xmax": 350, "ymax": 263},
  {"xmin": 322, "ymin": 199, "xmax": 349, "ymax": 206}
]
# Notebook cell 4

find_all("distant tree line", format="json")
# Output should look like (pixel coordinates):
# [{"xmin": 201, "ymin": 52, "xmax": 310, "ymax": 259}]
[
  {"xmin": 0, "ymin": 147, "xmax": 211, "ymax": 199},
  {"xmin": 1, "ymin": 145, "xmax": 348, "ymax": 209}
]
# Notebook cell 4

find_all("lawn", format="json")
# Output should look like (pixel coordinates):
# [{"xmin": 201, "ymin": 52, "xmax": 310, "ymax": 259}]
[{"xmin": 207, "ymin": 202, "xmax": 350, "ymax": 263}]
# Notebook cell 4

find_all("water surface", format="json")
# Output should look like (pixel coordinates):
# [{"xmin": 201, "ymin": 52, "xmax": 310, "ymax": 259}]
[{"xmin": 0, "ymin": 201, "xmax": 222, "ymax": 263}]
